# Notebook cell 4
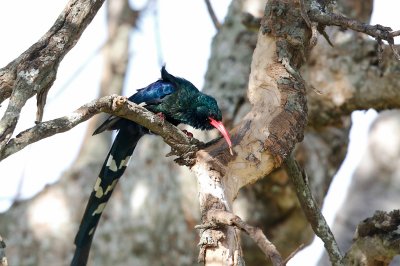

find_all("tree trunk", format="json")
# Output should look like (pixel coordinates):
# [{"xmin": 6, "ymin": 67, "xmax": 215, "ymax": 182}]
[{"xmin": 1, "ymin": 0, "xmax": 400, "ymax": 265}]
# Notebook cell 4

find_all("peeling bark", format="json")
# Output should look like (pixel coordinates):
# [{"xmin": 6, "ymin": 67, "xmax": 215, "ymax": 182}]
[
  {"xmin": 194, "ymin": 1, "xmax": 310, "ymax": 263},
  {"xmin": 1, "ymin": 0, "xmax": 400, "ymax": 265}
]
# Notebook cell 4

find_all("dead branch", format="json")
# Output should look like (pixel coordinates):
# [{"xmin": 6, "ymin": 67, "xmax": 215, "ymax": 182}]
[
  {"xmin": 0, "ymin": 95, "xmax": 199, "ymax": 164},
  {"xmin": 283, "ymin": 244, "xmax": 305, "ymax": 265},
  {"xmin": 310, "ymin": 11, "xmax": 393, "ymax": 40},
  {"xmin": 204, "ymin": 0, "xmax": 221, "ymax": 30},
  {"xmin": 390, "ymin": 30, "xmax": 400, "ymax": 38},
  {"xmin": 306, "ymin": 0, "xmax": 400, "ymax": 59},
  {"xmin": 284, "ymin": 154, "xmax": 343, "ymax": 266},
  {"xmin": 0, "ymin": 0, "xmax": 106, "ymax": 152},
  {"xmin": 205, "ymin": 209, "xmax": 284, "ymax": 266}
]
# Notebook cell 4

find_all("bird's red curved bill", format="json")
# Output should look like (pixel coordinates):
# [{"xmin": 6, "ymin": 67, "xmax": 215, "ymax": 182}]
[{"xmin": 209, "ymin": 117, "xmax": 233, "ymax": 155}]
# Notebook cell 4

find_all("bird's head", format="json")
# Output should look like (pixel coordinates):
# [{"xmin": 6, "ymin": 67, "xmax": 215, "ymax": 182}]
[
  {"xmin": 195, "ymin": 94, "xmax": 232, "ymax": 152},
  {"xmin": 161, "ymin": 66, "xmax": 232, "ymax": 153}
]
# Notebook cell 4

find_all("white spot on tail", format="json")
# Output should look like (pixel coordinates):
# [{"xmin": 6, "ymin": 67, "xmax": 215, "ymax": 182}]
[
  {"xmin": 92, "ymin": 203, "xmax": 106, "ymax": 216},
  {"xmin": 106, "ymin": 155, "xmax": 118, "ymax": 172},
  {"xmin": 119, "ymin": 155, "xmax": 131, "ymax": 169},
  {"xmin": 106, "ymin": 155, "xmax": 131, "ymax": 172},
  {"xmin": 104, "ymin": 180, "xmax": 118, "ymax": 195},
  {"xmin": 94, "ymin": 177, "xmax": 104, "ymax": 198}
]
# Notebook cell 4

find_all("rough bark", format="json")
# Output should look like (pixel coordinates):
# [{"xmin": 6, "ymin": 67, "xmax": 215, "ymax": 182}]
[
  {"xmin": 194, "ymin": 0, "xmax": 310, "ymax": 263},
  {"xmin": 1, "ymin": 0, "xmax": 400, "ymax": 265},
  {"xmin": 203, "ymin": 0, "xmax": 349, "ymax": 262},
  {"xmin": 304, "ymin": 33, "xmax": 400, "ymax": 128},
  {"xmin": 203, "ymin": 0, "xmax": 400, "ymax": 264}
]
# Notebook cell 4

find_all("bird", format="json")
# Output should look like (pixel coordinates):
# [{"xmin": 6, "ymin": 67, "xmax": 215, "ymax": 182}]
[{"xmin": 71, "ymin": 66, "xmax": 232, "ymax": 266}]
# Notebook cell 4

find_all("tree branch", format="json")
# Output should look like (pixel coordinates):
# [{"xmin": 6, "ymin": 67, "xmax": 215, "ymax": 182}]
[
  {"xmin": 0, "ymin": 95, "xmax": 199, "ymax": 164},
  {"xmin": 284, "ymin": 153, "xmax": 343, "ymax": 266},
  {"xmin": 0, "ymin": 0, "xmax": 106, "ymax": 152},
  {"xmin": 307, "ymin": 0, "xmax": 400, "ymax": 60},
  {"xmin": 193, "ymin": 0, "xmax": 310, "ymax": 264},
  {"xmin": 204, "ymin": 0, "xmax": 221, "ymax": 30},
  {"xmin": 0, "ymin": 235, "xmax": 6, "ymax": 266},
  {"xmin": 310, "ymin": 11, "xmax": 393, "ymax": 39},
  {"xmin": 303, "ymin": 32, "xmax": 400, "ymax": 127},
  {"xmin": 344, "ymin": 210, "xmax": 400, "ymax": 265},
  {"xmin": 202, "ymin": 209, "xmax": 284, "ymax": 266}
]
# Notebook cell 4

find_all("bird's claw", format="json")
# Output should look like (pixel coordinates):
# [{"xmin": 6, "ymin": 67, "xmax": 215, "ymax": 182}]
[
  {"xmin": 182, "ymin": 129, "xmax": 193, "ymax": 138},
  {"xmin": 156, "ymin": 112, "xmax": 166, "ymax": 121}
]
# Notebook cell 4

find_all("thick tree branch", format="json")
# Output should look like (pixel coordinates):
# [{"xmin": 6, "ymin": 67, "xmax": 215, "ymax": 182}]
[
  {"xmin": 192, "ymin": 157, "xmax": 239, "ymax": 265},
  {"xmin": 0, "ymin": 0, "xmax": 106, "ymax": 151},
  {"xmin": 304, "ymin": 39, "xmax": 400, "ymax": 128},
  {"xmin": 0, "ymin": 95, "xmax": 199, "ymax": 164},
  {"xmin": 193, "ymin": 0, "xmax": 310, "ymax": 264},
  {"xmin": 344, "ymin": 210, "xmax": 400, "ymax": 265}
]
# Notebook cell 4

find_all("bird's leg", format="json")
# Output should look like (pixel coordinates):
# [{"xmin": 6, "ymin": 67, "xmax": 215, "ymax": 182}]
[
  {"xmin": 182, "ymin": 129, "xmax": 193, "ymax": 138},
  {"xmin": 154, "ymin": 112, "xmax": 167, "ymax": 127},
  {"xmin": 156, "ymin": 112, "xmax": 166, "ymax": 121}
]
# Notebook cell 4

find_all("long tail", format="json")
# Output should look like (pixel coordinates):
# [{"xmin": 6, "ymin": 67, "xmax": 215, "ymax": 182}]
[{"xmin": 71, "ymin": 124, "xmax": 145, "ymax": 266}]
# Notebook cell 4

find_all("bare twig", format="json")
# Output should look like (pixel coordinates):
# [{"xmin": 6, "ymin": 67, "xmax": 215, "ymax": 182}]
[
  {"xmin": 283, "ymin": 244, "xmax": 305, "ymax": 265},
  {"xmin": 299, "ymin": 0, "xmax": 318, "ymax": 48},
  {"xmin": 306, "ymin": 1, "xmax": 400, "ymax": 59},
  {"xmin": 388, "ymin": 39, "xmax": 400, "ymax": 60},
  {"xmin": 204, "ymin": 0, "xmax": 221, "ymax": 30},
  {"xmin": 0, "ymin": 0, "xmax": 106, "ymax": 152},
  {"xmin": 206, "ymin": 210, "xmax": 284, "ymax": 266},
  {"xmin": 0, "ymin": 95, "xmax": 199, "ymax": 164},
  {"xmin": 308, "ymin": 4, "xmax": 400, "ymax": 57},
  {"xmin": 309, "ymin": 10, "xmax": 393, "ymax": 40},
  {"xmin": 390, "ymin": 30, "xmax": 400, "ymax": 38},
  {"xmin": 284, "ymin": 153, "xmax": 344, "ymax": 266}
]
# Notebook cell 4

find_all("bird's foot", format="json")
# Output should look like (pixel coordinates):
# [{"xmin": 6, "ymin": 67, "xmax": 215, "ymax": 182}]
[
  {"xmin": 156, "ymin": 112, "xmax": 166, "ymax": 121},
  {"xmin": 182, "ymin": 129, "xmax": 193, "ymax": 138}
]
